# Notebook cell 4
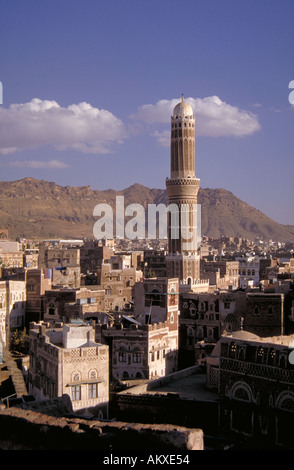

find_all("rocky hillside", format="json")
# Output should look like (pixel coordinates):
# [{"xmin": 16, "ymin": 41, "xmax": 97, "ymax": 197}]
[{"xmin": 0, "ymin": 177, "xmax": 294, "ymax": 242}]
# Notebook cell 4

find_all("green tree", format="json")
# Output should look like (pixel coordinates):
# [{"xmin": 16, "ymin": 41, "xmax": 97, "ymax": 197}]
[
  {"xmin": 11, "ymin": 330, "xmax": 20, "ymax": 352},
  {"xmin": 10, "ymin": 328, "xmax": 29, "ymax": 354}
]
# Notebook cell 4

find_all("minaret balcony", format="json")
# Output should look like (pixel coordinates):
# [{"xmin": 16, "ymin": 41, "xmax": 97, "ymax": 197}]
[{"xmin": 166, "ymin": 177, "xmax": 200, "ymax": 186}]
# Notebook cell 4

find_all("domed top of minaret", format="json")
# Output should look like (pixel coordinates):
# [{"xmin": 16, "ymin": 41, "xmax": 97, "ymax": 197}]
[{"xmin": 173, "ymin": 94, "xmax": 193, "ymax": 117}]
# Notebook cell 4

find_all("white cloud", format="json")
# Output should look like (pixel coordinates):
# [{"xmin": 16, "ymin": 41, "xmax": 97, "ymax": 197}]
[
  {"xmin": 0, "ymin": 96, "xmax": 261, "ymax": 156},
  {"xmin": 152, "ymin": 130, "xmax": 170, "ymax": 147},
  {"xmin": 131, "ymin": 99, "xmax": 176, "ymax": 124},
  {"xmin": 132, "ymin": 96, "xmax": 261, "ymax": 146},
  {"xmin": 250, "ymin": 102, "xmax": 263, "ymax": 108},
  {"xmin": 0, "ymin": 98, "xmax": 126, "ymax": 155},
  {"xmin": 9, "ymin": 159, "xmax": 70, "ymax": 169}
]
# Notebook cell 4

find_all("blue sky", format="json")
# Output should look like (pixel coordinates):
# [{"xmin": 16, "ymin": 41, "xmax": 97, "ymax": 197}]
[{"xmin": 0, "ymin": 0, "xmax": 293, "ymax": 225}]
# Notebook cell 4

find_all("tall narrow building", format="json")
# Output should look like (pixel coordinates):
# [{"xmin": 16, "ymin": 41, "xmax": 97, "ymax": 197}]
[{"xmin": 166, "ymin": 96, "xmax": 205, "ymax": 292}]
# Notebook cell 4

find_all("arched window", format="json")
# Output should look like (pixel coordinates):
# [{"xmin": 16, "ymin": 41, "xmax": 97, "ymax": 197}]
[
  {"xmin": 268, "ymin": 348, "xmax": 276, "ymax": 365},
  {"xmin": 187, "ymin": 327, "xmax": 194, "ymax": 337},
  {"xmin": 89, "ymin": 369, "xmax": 97, "ymax": 380},
  {"xmin": 276, "ymin": 391, "xmax": 294, "ymax": 412},
  {"xmin": 231, "ymin": 382, "xmax": 252, "ymax": 402},
  {"xmin": 118, "ymin": 351, "xmax": 127, "ymax": 363},
  {"xmin": 189, "ymin": 302, "xmax": 196, "ymax": 316},
  {"xmin": 48, "ymin": 303, "xmax": 55, "ymax": 316},
  {"xmin": 238, "ymin": 347, "xmax": 246, "ymax": 361},
  {"xmin": 257, "ymin": 346, "xmax": 264, "ymax": 363},
  {"xmin": 147, "ymin": 288, "xmax": 161, "ymax": 306},
  {"xmin": 280, "ymin": 398, "xmax": 294, "ymax": 411},
  {"xmin": 234, "ymin": 387, "xmax": 250, "ymax": 402},
  {"xmin": 27, "ymin": 282, "xmax": 36, "ymax": 292},
  {"xmin": 229, "ymin": 342, "xmax": 237, "ymax": 358},
  {"xmin": 72, "ymin": 371, "xmax": 81, "ymax": 382}
]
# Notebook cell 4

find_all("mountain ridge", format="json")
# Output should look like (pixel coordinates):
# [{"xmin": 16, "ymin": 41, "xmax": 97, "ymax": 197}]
[{"xmin": 0, "ymin": 177, "xmax": 294, "ymax": 242}]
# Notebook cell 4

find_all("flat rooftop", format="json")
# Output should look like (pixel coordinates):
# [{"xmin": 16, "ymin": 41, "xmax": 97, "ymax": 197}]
[{"xmin": 119, "ymin": 366, "xmax": 219, "ymax": 403}]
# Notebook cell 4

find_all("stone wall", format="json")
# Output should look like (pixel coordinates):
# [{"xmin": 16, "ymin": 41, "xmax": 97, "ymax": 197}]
[
  {"xmin": 244, "ymin": 293, "xmax": 284, "ymax": 337},
  {"xmin": 0, "ymin": 403, "xmax": 203, "ymax": 450}
]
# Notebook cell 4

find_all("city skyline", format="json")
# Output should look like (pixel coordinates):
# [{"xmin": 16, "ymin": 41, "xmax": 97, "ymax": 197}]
[{"xmin": 0, "ymin": 0, "xmax": 293, "ymax": 226}]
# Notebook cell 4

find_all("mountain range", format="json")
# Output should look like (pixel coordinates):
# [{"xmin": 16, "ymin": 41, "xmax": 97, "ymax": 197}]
[{"xmin": 0, "ymin": 177, "xmax": 294, "ymax": 243}]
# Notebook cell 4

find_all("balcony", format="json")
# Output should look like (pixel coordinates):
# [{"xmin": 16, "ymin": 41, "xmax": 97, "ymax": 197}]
[{"xmin": 220, "ymin": 357, "xmax": 294, "ymax": 384}]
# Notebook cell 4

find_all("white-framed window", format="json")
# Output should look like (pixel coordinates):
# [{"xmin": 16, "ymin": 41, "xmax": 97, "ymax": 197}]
[
  {"xmin": 119, "ymin": 352, "xmax": 126, "ymax": 362},
  {"xmin": 88, "ymin": 383, "xmax": 98, "ymax": 399},
  {"xmin": 71, "ymin": 385, "xmax": 81, "ymax": 401},
  {"xmin": 132, "ymin": 352, "xmax": 141, "ymax": 363}
]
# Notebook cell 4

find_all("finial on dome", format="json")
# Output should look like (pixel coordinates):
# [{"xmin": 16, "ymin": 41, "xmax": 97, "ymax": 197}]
[{"xmin": 173, "ymin": 95, "xmax": 193, "ymax": 117}]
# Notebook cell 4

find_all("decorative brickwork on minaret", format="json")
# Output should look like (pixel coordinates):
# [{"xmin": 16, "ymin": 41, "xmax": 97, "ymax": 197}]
[{"xmin": 166, "ymin": 96, "xmax": 201, "ymax": 290}]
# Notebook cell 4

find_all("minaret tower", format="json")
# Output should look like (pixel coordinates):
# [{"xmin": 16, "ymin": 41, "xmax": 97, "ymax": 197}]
[{"xmin": 166, "ymin": 95, "xmax": 201, "ymax": 290}]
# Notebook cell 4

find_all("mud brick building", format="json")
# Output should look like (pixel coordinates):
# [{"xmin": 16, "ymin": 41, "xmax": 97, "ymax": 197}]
[
  {"xmin": 97, "ymin": 254, "xmax": 142, "ymax": 311},
  {"xmin": 25, "ymin": 268, "xmax": 52, "ymax": 327},
  {"xmin": 200, "ymin": 259, "xmax": 239, "ymax": 290},
  {"xmin": 28, "ymin": 321, "xmax": 109, "ymax": 418},
  {"xmin": 80, "ymin": 239, "xmax": 114, "ymax": 274},
  {"xmin": 101, "ymin": 278, "xmax": 179, "ymax": 382},
  {"xmin": 243, "ymin": 292, "xmax": 284, "ymax": 337},
  {"xmin": 38, "ymin": 245, "xmax": 80, "ymax": 270},
  {"xmin": 0, "ymin": 280, "xmax": 26, "ymax": 346},
  {"xmin": 206, "ymin": 330, "xmax": 294, "ymax": 448},
  {"xmin": 43, "ymin": 287, "xmax": 105, "ymax": 324},
  {"xmin": 178, "ymin": 291, "xmax": 246, "ymax": 368}
]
